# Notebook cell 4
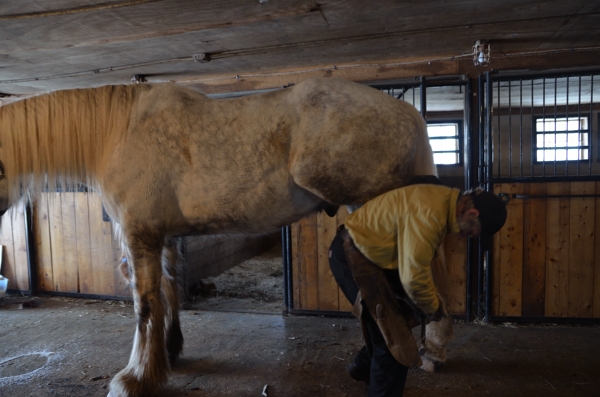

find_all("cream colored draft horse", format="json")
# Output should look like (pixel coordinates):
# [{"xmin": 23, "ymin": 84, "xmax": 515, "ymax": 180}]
[{"xmin": 0, "ymin": 78, "xmax": 453, "ymax": 396}]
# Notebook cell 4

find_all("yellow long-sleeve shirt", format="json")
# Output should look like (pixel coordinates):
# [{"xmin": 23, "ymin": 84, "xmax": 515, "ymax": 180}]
[{"xmin": 345, "ymin": 184, "xmax": 461, "ymax": 315}]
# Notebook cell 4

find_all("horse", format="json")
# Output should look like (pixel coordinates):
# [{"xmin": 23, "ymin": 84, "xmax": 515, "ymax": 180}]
[{"xmin": 0, "ymin": 77, "xmax": 453, "ymax": 397}]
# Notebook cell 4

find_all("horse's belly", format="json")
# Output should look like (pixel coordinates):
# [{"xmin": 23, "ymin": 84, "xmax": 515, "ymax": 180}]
[{"xmin": 175, "ymin": 177, "xmax": 323, "ymax": 234}]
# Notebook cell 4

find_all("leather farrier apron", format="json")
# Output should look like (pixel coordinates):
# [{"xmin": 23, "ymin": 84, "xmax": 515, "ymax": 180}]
[{"xmin": 338, "ymin": 226, "xmax": 424, "ymax": 368}]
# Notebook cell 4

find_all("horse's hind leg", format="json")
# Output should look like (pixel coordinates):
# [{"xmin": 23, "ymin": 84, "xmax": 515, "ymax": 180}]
[
  {"xmin": 109, "ymin": 231, "xmax": 169, "ymax": 397},
  {"xmin": 161, "ymin": 239, "xmax": 183, "ymax": 365}
]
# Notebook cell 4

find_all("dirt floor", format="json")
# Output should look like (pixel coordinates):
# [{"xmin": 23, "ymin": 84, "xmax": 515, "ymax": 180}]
[{"xmin": 2, "ymin": 246, "xmax": 600, "ymax": 397}]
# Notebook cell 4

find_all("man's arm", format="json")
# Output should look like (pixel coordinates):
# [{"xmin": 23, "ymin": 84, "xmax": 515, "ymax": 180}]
[{"xmin": 397, "ymin": 214, "xmax": 444, "ymax": 315}]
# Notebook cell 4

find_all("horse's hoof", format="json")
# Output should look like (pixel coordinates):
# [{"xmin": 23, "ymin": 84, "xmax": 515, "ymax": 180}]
[{"xmin": 419, "ymin": 356, "xmax": 444, "ymax": 373}]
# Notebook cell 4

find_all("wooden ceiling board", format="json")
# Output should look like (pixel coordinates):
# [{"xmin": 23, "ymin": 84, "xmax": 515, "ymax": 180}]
[
  {"xmin": 319, "ymin": 0, "xmax": 597, "ymax": 34},
  {"xmin": 0, "ymin": 0, "xmax": 319, "ymax": 52},
  {"xmin": 0, "ymin": 0, "xmax": 100, "ymax": 15},
  {"xmin": 1, "ymin": 0, "xmax": 600, "ymax": 95}
]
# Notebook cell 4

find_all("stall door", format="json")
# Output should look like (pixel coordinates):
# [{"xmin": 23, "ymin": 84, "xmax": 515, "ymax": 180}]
[
  {"xmin": 484, "ymin": 71, "xmax": 600, "ymax": 321},
  {"xmin": 492, "ymin": 182, "xmax": 600, "ymax": 319}
]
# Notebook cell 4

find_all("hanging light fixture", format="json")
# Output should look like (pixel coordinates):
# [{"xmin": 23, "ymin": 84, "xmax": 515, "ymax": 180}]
[
  {"xmin": 473, "ymin": 40, "xmax": 490, "ymax": 66},
  {"xmin": 131, "ymin": 74, "xmax": 147, "ymax": 84}
]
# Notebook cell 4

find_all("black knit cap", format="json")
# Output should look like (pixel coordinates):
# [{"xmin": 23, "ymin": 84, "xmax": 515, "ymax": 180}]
[{"xmin": 471, "ymin": 190, "xmax": 508, "ymax": 237}]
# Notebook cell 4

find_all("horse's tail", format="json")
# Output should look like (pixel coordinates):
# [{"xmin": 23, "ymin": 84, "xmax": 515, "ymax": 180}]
[
  {"xmin": 409, "ymin": 115, "xmax": 437, "ymax": 177},
  {"xmin": 0, "ymin": 84, "xmax": 142, "ymax": 204}
]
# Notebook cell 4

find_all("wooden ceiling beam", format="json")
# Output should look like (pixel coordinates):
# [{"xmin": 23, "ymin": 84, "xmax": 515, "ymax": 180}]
[{"xmin": 185, "ymin": 49, "xmax": 600, "ymax": 95}]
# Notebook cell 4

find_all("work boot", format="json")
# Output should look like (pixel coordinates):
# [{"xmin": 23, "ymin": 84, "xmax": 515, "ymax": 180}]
[{"xmin": 346, "ymin": 346, "xmax": 370, "ymax": 384}]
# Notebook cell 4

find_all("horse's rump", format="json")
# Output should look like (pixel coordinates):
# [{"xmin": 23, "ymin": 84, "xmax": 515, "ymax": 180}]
[{"xmin": 286, "ymin": 79, "xmax": 435, "ymax": 204}]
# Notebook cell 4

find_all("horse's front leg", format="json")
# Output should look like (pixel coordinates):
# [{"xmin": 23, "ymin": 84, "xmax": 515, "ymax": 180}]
[
  {"xmin": 119, "ymin": 239, "xmax": 183, "ymax": 365},
  {"xmin": 162, "ymin": 239, "xmax": 183, "ymax": 364},
  {"xmin": 109, "ymin": 232, "xmax": 169, "ymax": 397}
]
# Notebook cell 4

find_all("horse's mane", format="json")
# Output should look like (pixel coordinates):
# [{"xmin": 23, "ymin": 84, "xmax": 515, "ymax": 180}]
[{"xmin": 0, "ymin": 85, "xmax": 141, "ymax": 204}]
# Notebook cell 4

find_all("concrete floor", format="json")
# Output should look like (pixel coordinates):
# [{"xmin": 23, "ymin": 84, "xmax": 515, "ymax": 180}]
[{"xmin": 1, "ymin": 296, "xmax": 599, "ymax": 397}]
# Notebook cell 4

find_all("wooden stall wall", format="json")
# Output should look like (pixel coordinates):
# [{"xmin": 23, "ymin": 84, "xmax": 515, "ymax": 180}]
[
  {"xmin": 492, "ymin": 181, "xmax": 600, "ymax": 318},
  {"xmin": 291, "ymin": 208, "xmax": 353, "ymax": 313},
  {"xmin": 442, "ymin": 233, "xmax": 468, "ymax": 315},
  {"xmin": 291, "ymin": 207, "xmax": 467, "ymax": 315},
  {"xmin": 34, "ymin": 192, "xmax": 128, "ymax": 298},
  {"xmin": 0, "ymin": 203, "xmax": 29, "ymax": 292}
]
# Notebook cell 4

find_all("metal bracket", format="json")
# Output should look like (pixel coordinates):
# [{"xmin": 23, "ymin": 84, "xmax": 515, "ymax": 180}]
[
  {"xmin": 497, "ymin": 193, "xmax": 510, "ymax": 203},
  {"xmin": 131, "ymin": 74, "xmax": 147, "ymax": 84},
  {"xmin": 193, "ymin": 53, "xmax": 211, "ymax": 63}
]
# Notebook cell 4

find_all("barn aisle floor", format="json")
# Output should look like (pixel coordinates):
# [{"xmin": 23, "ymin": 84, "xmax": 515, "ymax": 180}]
[{"xmin": 1, "ymin": 297, "xmax": 599, "ymax": 397}]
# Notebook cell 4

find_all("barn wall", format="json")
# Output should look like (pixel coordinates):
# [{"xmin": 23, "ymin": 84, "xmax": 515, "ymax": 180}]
[
  {"xmin": 0, "ymin": 203, "xmax": 29, "ymax": 292},
  {"xmin": 291, "ymin": 207, "xmax": 468, "ymax": 315},
  {"xmin": 492, "ymin": 181, "xmax": 600, "ymax": 318},
  {"xmin": 33, "ymin": 192, "xmax": 129, "ymax": 298},
  {"xmin": 30, "ymin": 191, "xmax": 280, "ymax": 300},
  {"xmin": 291, "ymin": 208, "xmax": 352, "ymax": 313},
  {"xmin": 292, "ymin": 183, "xmax": 600, "ymax": 319},
  {"xmin": 487, "ymin": 73, "xmax": 600, "ymax": 320}
]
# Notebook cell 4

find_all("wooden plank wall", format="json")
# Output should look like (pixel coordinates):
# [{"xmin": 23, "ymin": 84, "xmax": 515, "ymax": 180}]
[
  {"xmin": 34, "ymin": 192, "xmax": 128, "ymax": 297},
  {"xmin": 493, "ymin": 181, "xmax": 600, "ymax": 318},
  {"xmin": 291, "ymin": 208, "xmax": 353, "ymax": 312},
  {"xmin": 0, "ymin": 202, "xmax": 29, "ymax": 291},
  {"xmin": 291, "ymin": 208, "xmax": 467, "ymax": 315},
  {"xmin": 443, "ymin": 234, "xmax": 468, "ymax": 315}
]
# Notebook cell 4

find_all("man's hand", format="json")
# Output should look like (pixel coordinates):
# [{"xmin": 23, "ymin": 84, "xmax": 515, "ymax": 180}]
[{"xmin": 428, "ymin": 297, "xmax": 447, "ymax": 323}]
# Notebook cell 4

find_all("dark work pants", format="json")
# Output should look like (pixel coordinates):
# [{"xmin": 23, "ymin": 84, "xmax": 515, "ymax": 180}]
[{"xmin": 328, "ymin": 233, "xmax": 409, "ymax": 397}]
